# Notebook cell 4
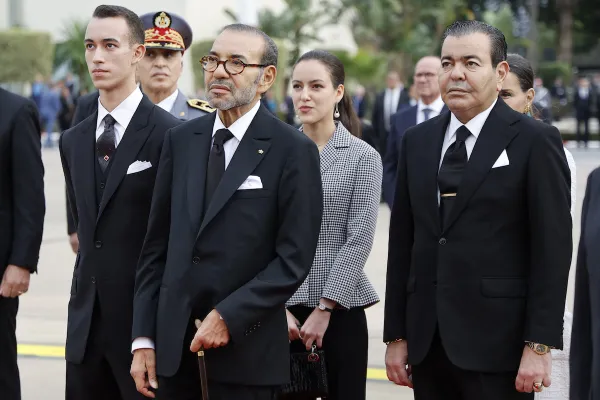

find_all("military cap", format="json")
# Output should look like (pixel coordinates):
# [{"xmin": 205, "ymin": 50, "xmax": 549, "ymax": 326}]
[{"xmin": 140, "ymin": 11, "xmax": 193, "ymax": 52}]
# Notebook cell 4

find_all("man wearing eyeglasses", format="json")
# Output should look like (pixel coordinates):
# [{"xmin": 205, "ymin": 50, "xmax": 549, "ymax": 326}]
[
  {"xmin": 130, "ymin": 24, "xmax": 323, "ymax": 399},
  {"xmin": 383, "ymin": 56, "xmax": 447, "ymax": 208}
]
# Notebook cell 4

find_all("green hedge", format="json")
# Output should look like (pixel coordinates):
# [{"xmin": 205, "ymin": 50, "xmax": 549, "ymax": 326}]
[{"xmin": 0, "ymin": 29, "xmax": 54, "ymax": 83}]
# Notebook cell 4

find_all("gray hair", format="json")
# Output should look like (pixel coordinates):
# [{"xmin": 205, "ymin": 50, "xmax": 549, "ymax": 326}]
[{"xmin": 220, "ymin": 24, "xmax": 278, "ymax": 67}]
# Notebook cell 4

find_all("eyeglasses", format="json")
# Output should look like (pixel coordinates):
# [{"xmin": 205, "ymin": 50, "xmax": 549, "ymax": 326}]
[{"xmin": 200, "ymin": 55, "xmax": 268, "ymax": 75}]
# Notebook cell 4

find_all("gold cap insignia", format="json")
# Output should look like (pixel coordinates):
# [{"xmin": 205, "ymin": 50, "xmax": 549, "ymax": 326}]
[{"xmin": 154, "ymin": 12, "xmax": 171, "ymax": 29}]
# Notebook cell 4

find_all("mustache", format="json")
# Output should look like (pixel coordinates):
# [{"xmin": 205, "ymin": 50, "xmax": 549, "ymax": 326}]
[
  {"xmin": 208, "ymin": 80, "xmax": 234, "ymax": 90},
  {"xmin": 447, "ymin": 82, "xmax": 471, "ymax": 91}
]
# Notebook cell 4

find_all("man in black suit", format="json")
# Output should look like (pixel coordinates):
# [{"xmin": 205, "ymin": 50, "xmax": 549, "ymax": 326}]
[
  {"xmin": 0, "ymin": 88, "xmax": 45, "ymax": 400},
  {"xmin": 130, "ymin": 24, "xmax": 323, "ymax": 399},
  {"xmin": 383, "ymin": 21, "xmax": 572, "ymax": 399},
  {"xmin": 383, "ymin": 56, "xmax": 447, "ymax": 207},
  {"xmin": 573, "ymin": 76, "xmax": 594, "ymax": 148},
  {"xmin": 59, "ymin": 6, "xmax": 181, "ymax": 399},
  {"xmin": 65, "ymin": 10, "xmax": 215, "ymax": 254},
  {"xmin": 371, "ymin": 71, "xmax": 411, "ymax": 156}
]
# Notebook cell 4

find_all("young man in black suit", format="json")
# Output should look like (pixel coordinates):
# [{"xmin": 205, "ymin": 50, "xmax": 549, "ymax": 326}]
[
  {"xmin": 0, "ymin": 88, "xmax": 45, "ymax": 400},
  {"xmin": 383, "ymin": 21, "xmax": 572, "ymax": 399},
  {"xmin": 59, "ymin": 5, "xmax": 180, "ymax": 399},
  {"xmin": 130, "ymin": 24, "xmax": 323, "ymax": 399}
]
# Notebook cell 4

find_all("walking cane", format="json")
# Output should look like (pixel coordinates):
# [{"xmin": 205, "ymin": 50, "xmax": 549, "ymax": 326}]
[
  {"xmin": 195, "ymin": 319, "xmax": 210, "ymax": 400},
  {"xmin": 197, "ymin": 346, "xmax": 210, "ymax": 400}
]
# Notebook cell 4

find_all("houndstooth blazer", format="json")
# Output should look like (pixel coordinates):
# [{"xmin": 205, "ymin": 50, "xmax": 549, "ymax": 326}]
[{"xmin": 287, "ymin": 122, "xmax": 381, "ymax": 309}]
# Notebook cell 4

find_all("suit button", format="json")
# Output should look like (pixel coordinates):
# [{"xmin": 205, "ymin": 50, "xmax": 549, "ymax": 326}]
[
  {"xmin": 95, "ymin": 240, "xmax": 102, "ymax": 248},
  {"xmin": 100, "ymin": 182, "xmax": 105, "ymax": 189},
  {"xmin": 439, "ymin": 238, "xmax": 447, "ymax": 245},
  {"xmin": 192, "ymin": 256, "xmax": 200, "ymax": 264},
  {"xmin": 91, "ymin": 276, "xmax": 96, "ymax": 284}
]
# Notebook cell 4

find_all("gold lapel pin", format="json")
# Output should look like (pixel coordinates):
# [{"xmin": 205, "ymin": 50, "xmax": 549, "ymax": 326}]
[
  {"xmin": 180, "ymin": 111, "xmax": 185, "ymax": 117},
  {"xmin": 258, "ymin": 149, "xmax": 264, "ymax": 154}
]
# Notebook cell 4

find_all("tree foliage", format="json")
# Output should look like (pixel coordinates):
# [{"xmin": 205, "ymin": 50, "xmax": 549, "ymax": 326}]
[
  {"xmin": 224, "ymin": 0, "xmax": 325, "ymax": 69},
  {"xmin": 53, "ymin": 20, "xmax": 91, "ymax": 91}
]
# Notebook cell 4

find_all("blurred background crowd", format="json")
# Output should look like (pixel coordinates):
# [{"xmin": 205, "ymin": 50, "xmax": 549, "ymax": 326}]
[{"xmin": 1, "ymin": 0, "xmax": 599, "ymax": 149}]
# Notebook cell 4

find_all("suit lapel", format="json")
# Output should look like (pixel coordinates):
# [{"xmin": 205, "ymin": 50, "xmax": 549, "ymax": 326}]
[
  {"xmin": 442, "ymin": 100, "xmax": 520, "ymax": 232},
  {"xmin": 316, "ymin": 123, "xmax": 351, "ymax": 173},
  {"xmin": 197, "ymin": 106, "xmax": 273, "ymax": 239},
  {"xmin": 421, "ymin": 112, "xmax": 449, "ymax": 234},
  {"xmin": 187, "ymin": 114, "xmax": 216, "ymax": 233},
  {"xmin": 74, "ymin": 112, "xmax": 99, "ymax": 225},
  {"xmin": 96, "ymin": 97, "xmax": 155, "ymax": 223}
]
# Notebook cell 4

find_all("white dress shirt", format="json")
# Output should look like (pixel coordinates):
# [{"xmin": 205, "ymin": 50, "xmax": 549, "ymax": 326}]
[
  {"xmin": 211, "ymin": 99, "xmax": 261, "ymax": 168},
  {"xmin": 384, "ymin": 86, "xmax": 403, "ymax": 131},
  {"xmin": 156, "ymin": 88, "xmax": 180, "ymax": 113},
  {"xmin": 417, "ymin": 96, "xmax": 445, "ymax": 125},
  {"xmin": 440, "ymin": 98, "xmax": 497, "ymax": 166},
  {"xmin": 437, "ymin": 99, "xmax": 497, "ymax": 201},
  {"xmin": 131, "ymin": 99, "xmax": 262, "ymax": 353},
  {"xmin": 96, "ymin": 87, "xmax": 143, "ymax": 144}
]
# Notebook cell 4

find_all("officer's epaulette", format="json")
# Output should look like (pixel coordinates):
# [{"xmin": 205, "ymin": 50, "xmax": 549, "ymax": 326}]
[{"xmin": 187, "ymin": 99, "xmax": 216, "ymax": 113}]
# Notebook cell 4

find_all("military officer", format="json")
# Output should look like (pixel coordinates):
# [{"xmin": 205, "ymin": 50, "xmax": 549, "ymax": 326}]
[
  {"xmin": 66, "ymin": 10, "xmax": 213, "ymax": 252},
  {"xmin": 138, "ymin": 11, "xmax": 214, "ymax": 120}
]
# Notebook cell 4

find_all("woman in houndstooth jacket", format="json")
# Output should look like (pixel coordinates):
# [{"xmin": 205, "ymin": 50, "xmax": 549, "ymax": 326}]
[{"xmin": 283, "ymin": 50, "xmax": 382, "ymax": 400}]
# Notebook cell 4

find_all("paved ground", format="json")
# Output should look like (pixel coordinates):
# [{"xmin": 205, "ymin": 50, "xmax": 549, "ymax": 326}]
[{"xmin": 15, "ymin": 142, "xmax": 598, "ymax": 399}]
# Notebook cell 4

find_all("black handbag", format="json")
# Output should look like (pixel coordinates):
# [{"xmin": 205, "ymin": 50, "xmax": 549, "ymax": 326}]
[{"xmin": 280, "ymin": 344, "xmax": 329, "ymax": 398}]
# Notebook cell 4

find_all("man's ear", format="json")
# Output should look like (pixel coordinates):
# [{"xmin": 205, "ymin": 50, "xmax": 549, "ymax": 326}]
[
  {"xmin": 132, "ymin": 44, "xmax": 146, "ymax": 65},
  {"xmin": 257, "ymin": 65, "xmax": 277, "ymax": 96},
  {"xmin": 495, "ymin": 60, "xmax": 509, "ymax": 91}
]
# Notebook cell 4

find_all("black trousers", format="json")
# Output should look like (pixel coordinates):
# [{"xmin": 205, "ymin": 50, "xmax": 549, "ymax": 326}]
[
  {"xmin": 412, "ymin": 329, "xmax": 533, "ymax": 400},
  {"xmin": 576, "ymin": 114, "xmax": 591, "ymax": 145},
  {"xmin": 0, "ymin": 297, "xmax": 20, "ymax": 400},
  {"xmin": 66, "ymin": 299, "xmax": 145, "ymax": 400},
  {"xmin": 282, "ymin": 305, "xmax": 369, "ymax": 400},
  {"xmin": 157, "ymin": 318, "xmax": 277, "ymax": 400}
]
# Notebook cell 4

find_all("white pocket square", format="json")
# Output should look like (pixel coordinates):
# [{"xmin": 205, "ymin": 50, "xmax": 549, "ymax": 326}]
[
  {"xmin": 492, "ymin": 150, "xmax": 509, "ymax": 169},
  {"xmin": 238, "ymin": 175, "xmax": 263, "ymax": 190},
  {"xmin": 127, "ymin": 160, "xmax": 152, "ymax": 175}
]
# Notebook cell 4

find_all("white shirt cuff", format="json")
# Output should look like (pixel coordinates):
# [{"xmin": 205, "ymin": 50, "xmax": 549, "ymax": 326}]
[{"xmin": 131, "ymin": 337, "xmax": 155, "ymax": 353}]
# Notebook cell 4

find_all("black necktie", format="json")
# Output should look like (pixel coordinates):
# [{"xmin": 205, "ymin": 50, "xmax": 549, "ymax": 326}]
[
  {"xmin": 205, "ymin": 128, "xmax": 235, "ymax": 210},
  {"xmin": 422, "ymin": 108, "xmax": 432, "ymax": 121},
  {"xmin": 438, "ymin": 125, "xmax": 471, "ymax": 229},
  {"xmin": 96, "ymin": 114, "xmax": 117, "ymax": 173}
]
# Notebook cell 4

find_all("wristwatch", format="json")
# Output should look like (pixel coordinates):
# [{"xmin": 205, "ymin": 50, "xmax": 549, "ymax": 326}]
[
  {"xmin": 317, "ymin": 303, "xmax": 333, "ymax": 313},
  {"xmin": 526, "ymin": 342, "xmax": 551, "ymax": 355}
]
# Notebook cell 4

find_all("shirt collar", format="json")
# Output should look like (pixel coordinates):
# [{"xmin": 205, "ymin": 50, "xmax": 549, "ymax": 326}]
[
  {"xmin": 447, "ymin": 98, "xmax": 497, "ymax": 141},
  {"xmin": 212, "ymin": 100, "xmax": 261, "ymax": 142},
  {"xmin": 418, "ymin": 96, "xmax": 445, "ymax": 113},
  {"xmin": 97, "ymin": 87, "xmax": 144, "ymax": 130},
  {"xmin": 156, "ymin": 89, "xmax": 180, "ymax": 113}
]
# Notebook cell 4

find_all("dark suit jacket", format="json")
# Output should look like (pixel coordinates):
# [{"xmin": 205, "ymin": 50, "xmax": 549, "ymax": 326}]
[
  {"xmin": 65, "ymin": 90, "xmax": 214, "ymax": 234},
  {"xmin": 383, "ymin": 104, "xmax": 448, "ymax": 207},
  {"xmin": 59, "ymin": 95, "xmax": 181, "ymax": 363},
  {"xmin": 574, "ymin": 88, "xmax": 594, "ymax": 120},
  {"xmin": 66, "ymin": 91, "xmax": 98, "ymax": 236},
  {"xmin": 570, "ymin": 167, "xmax": 600, "ymax": 400},
  {"xmin": 0, "ymin": 88, "xmax": 45, "ymax": 277},
  {"xmin": 132, "ymin": 104, "xmax": 323, "ymax": 384},
  {"xmin": 383, "ymin": 98, "xmax": 572, "ymax": 373},
  {"xmin": 371, "ymin": 88, "xmax": 411, "ymax": 155}
]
